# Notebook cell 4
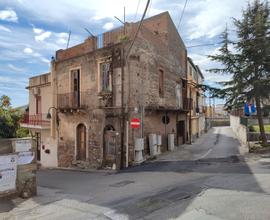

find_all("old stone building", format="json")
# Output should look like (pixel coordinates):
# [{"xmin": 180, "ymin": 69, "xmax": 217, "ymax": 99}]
[{"xmin": 23, "ymin": 12, "xmax": 195, "ymax": 169}]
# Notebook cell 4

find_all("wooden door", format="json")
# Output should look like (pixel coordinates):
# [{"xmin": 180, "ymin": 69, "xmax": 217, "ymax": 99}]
[
  {"xmin": 103, "ymin": 130, "xmax": 117, "ymax": 167},
  {"xmin": 77, "ymin": 124, "xmax": 86, "ymax": 161},
  {"xmin": 176, "ymin": 120, "xmax": 185, "ymax": 145},
  {"xmin": 71, "ymin": 69, "xmax": 80, "ymax": 108}
]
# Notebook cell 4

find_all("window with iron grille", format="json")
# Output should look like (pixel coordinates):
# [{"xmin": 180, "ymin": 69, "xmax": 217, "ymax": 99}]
[{"xmin": 100, "ymin": 62, "xmax": 112, "ymax": 92}]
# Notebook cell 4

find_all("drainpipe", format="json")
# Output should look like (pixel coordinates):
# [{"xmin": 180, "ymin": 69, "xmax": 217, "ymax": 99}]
[
  {"xmin": 50, "ymin": 59, "xmax": 57, "ymax": 139},
  {"xmin": 120, "ymin": 47, "xmax": 125, "ymax": 169},
  {"xmin": 189, "ymin": 87, "xmax": 192, "ymax": 144}
]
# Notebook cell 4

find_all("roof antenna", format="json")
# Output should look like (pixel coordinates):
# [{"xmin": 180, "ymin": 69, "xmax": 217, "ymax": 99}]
[
  {"xmin": 84, "ymin": 28, "xmax": 94, "ymax": 37},
  {"xmin": 66, "ymin": 31, "xmax": 71, "ymax": 49}
]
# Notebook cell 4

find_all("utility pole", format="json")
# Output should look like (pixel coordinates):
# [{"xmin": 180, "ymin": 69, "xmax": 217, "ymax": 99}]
[
  {"xmin": 189, "ymin": 87, "xmax": 192, "ymax": 144},
  {"xmin": 120, "ymin": 47, "xmax": 125, "ymax": 169},
  {"xmin": 120, "ymin": 0, "xmax": 150, "ymax": 169},
  {"xmin": 124, "ymin": 6, "xmax": 126, "ymax": 35}
]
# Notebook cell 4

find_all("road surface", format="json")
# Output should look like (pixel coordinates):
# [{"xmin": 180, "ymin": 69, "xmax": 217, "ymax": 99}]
[{"xmin": 2, "ymin": 126, "xmax": 270, "ymax": 220}]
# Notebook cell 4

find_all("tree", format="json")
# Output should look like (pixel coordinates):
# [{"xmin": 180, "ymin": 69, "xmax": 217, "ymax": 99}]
[
  {"xmin": 208, "ymin": 0, "xmax": 270, "ymax": 145},
  {"xmin": 0, "ymin": 95, "xmax": 29, "ymax": 138}
]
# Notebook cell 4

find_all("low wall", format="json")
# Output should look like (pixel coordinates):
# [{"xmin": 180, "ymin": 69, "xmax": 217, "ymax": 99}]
[
  {"xmin": 0, "ymin": 138, "xmax": 37, "ymax": 198},
  {"xmin": 230, "ymin": 115, "xmax": 247, "ymax": 144},
  {"xmin": 211, "ymin": 118, "xmax": 230, "ymax": 127}
]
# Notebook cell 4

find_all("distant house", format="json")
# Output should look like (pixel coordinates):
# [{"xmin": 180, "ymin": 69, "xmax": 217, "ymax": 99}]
[{"xmin": 187, "ymin": 57, "xmax": 206, "ymax": 142}]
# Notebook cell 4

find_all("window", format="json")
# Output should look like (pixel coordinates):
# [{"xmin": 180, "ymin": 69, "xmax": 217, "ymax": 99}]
[
  {"xmin": 159, "ymin": 69, "xmax": 164, "ymax": 98},
  {"xmin": 99, "ymin": 62, "xmax": 112, "ymax": 92},
  {"xmin": 182, "ymin": 80, "xmax": 187, "ymax": 89}
]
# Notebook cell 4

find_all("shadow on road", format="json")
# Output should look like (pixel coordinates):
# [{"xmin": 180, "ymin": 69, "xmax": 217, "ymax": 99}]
[{"xmin": 2, "ymin": 127, "xmax": 269, "ymax": 219}]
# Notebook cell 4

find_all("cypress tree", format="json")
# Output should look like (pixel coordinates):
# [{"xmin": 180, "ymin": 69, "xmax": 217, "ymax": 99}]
[{"xmin": 209, "ymin": 0, "xmax": 270, "ymax": 145}]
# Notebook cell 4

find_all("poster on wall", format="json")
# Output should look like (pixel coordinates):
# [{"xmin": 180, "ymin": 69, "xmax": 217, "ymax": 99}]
[
  {"xmin": 15, "ymin": 139, "xmax": 32, "ymax": 152},
  {"xmin": 14, "ymin": 139, "xmax": 34, "ymax": 165},
  {"xmin": 18, "ymin": 151, "xmax": 34, "ymax": 165},
  {"xmin": 0, "ymin": 154, "xmax": 17, "ymax": 193}
]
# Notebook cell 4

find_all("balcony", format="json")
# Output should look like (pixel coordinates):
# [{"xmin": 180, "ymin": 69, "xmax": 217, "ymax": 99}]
[
  {"xmin": 57, "ymin": 92, "xmax": 89, "ymax": 110},
  {"xmin": 20, "ymin": 113, "xmax": 50, "ymax": 129},
  {"xmin": 98, "ymin": 90, "xmax": 113, "ymax": 108}
]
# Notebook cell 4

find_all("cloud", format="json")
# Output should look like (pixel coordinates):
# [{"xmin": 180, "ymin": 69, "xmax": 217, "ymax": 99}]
[
  {"xmin": 23, "ymin": 47, "xmax": 33, "ymax": 54},
  {"xmin": 34, "ymin": 31, "xmax": 52, "ymax": 42},
  {"xmin": 56, "ymin": 38, "xmax": 67, "ymax": 45},
  {"xmin": 7, "ymin": 64, "xmax": 25, "ymax": 72},
  {"xmin": 0, "ymin": 0, "xmax": 250, "ymax": 107},
  {"xmin": 0, "ymin": 76, "xmax": 15, "ymax": 83},
  {"xmin": 0, "ymin": 8, "xmax": 18, "ymax": 22},
  {"xmin": 40, "ymin": 57, "xmax": 50, "ymax": 63},
  {"xmin": 33, "ymin": 27, "xmax": 43, "ymax": 34},
  {"xmin": 103, "ymin": 22, "xmax": 114, "ymax": 31},
  {"xmin": 187, "ymin": 0, "xmax": 246, "ymax": 39},
  {"xmin": 54, "ymin": 32, "xmax": 69, "ymax": 45},
  {"xmin": 0, "ymin": 24, "xmax": 11, "ymax": 32}
]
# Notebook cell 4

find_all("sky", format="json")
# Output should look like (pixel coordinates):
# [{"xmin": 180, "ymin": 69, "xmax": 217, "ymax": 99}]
[{"xmin": 0, "ymin": 0, "xmax": 249, "ymax": 107}]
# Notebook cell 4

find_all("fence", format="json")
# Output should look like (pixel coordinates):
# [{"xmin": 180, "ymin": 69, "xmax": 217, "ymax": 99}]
[
  {"xmin": 247, "ymin": 132, "xmax": 270, "ymax": 142},
  {"xmin": 57, "ymin": 91, "xmax": 90, "ymax": 109},
  {"xmin": 240, "ymin": 117, "xmax": 248, "ymax": 126}
]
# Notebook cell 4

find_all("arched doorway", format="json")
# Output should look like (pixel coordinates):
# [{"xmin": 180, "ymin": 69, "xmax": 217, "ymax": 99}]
[
  {"xmin": 76, "ymin": 123, "xmax": 86, "ymax": 161},
  {"xmin": 103, "ymin": 125, "xmax": 116, "ymax": 167}
]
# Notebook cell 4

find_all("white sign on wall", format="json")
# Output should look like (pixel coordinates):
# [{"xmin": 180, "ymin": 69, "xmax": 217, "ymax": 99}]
[
  {"xmin": 0, "ymin": 154, "xmax": 17, "ymax": 193},
  {"xmin": 15, "ymin": 139, "xmax": 32, "ymax": 152},
  {"xmin": 18, "ymin": 151, "xmax": 34, "ymax": 165}
]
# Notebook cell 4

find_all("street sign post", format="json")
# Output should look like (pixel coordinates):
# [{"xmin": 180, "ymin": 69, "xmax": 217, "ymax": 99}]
[{"xmin": 130, "ymin": 118, "xmax": 140, "ymax": 129}]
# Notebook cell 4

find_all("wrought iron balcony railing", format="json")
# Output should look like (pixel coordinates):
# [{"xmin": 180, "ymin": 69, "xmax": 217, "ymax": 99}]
[
  {"xmin": 57, "ymin": 92, "xmax": 90, "ymax": 109},
  {"xmin": 21, "ymin": 113, "xmax": 50, "ymax": 127}
]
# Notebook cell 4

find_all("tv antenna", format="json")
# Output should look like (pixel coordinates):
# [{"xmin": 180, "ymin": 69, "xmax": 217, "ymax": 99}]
[{"xmin": 84, "ymin": 28, "xmax": 95, "ymax": 37}]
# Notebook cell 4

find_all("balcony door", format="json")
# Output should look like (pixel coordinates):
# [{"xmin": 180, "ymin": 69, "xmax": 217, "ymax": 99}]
[{"xmin": 71, "ymin": 69, "xmax": 80, "ymax": 108}]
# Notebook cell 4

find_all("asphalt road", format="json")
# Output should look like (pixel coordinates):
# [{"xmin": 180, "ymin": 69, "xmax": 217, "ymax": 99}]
[{"xmin": 2, "ymin": 126, "xmax": 270, "ymax": 220}]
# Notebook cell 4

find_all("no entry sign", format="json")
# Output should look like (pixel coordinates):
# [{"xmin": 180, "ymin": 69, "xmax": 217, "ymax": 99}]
[{"xmin": 130, "ymin": 118, "xmax": 140, "ymax": 129}]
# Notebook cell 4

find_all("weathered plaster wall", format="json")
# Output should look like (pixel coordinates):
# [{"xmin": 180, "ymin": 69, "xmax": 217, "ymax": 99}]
[{"xmin": 28, "ymin": 73, "xmax": 51, "ymax": 115}]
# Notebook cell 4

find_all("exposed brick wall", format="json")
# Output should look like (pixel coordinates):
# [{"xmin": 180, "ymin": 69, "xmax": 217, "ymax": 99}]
[{"xmin": 56, "ymin": 37, "xmax": 97, "ymax": 61}]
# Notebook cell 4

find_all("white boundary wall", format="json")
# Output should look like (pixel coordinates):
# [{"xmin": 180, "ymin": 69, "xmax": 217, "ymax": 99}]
[{"xmin": 230, "ymin": 115, "xmax": 247, "ymax": 145}]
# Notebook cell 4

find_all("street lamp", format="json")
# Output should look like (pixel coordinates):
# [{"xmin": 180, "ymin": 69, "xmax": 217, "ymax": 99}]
[{"xmin": 46, "ymin": 107, "xmax": 59, "ymax": 126}]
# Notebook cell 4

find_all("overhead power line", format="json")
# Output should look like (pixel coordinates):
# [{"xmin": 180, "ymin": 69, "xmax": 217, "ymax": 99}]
[
  {"xmin": 146, "ymin": 0, "xmax": 152, "ymax": 17},
  {"xmin": 187, "ymin": 35, "xmax": 270, "ymax": 49},
  {"xmin": 187, "ymin": 42, "xmax": 222, "ymax": 48},
  {"xmin": 134, "ymin": 0, "xmax": 141, "ymax": 20},
  {"xmin": 177, "ymin": 0, "xmax": 189, "ymax": 30}
]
